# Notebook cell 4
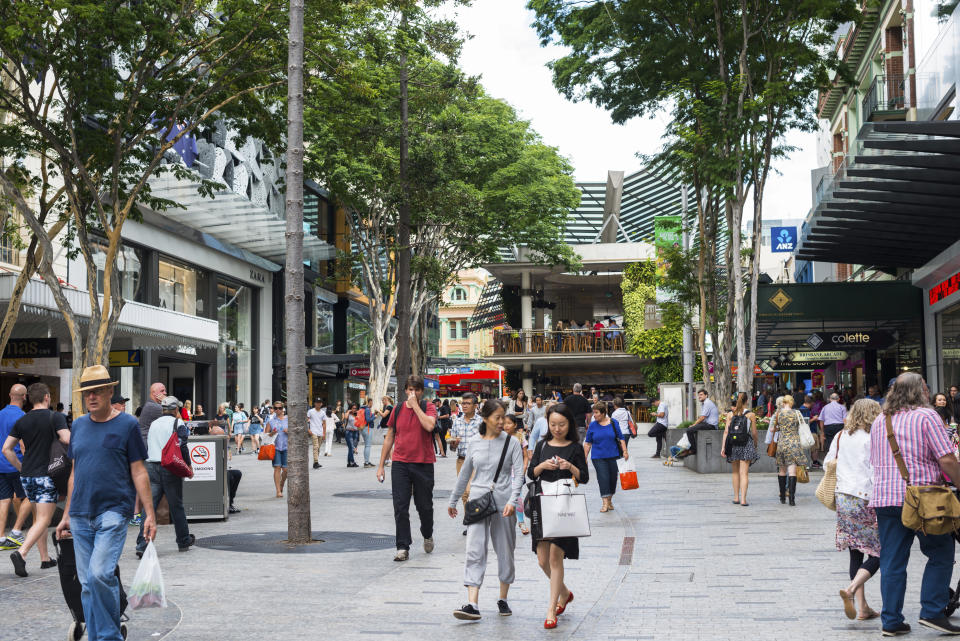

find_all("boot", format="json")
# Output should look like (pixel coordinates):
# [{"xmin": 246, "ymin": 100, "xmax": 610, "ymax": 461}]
[
  {"xmin": 788, "ymin": 476, "xmax": 797, "ymax": 506},
  {"xmin": 777, "ymin": 475, "xmax": 787, "ymax": 504}
]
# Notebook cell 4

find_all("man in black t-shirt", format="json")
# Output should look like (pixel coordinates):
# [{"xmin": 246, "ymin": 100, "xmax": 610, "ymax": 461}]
[
  {"xmin": 1, "ymin": 382, "xmax": 69, "ymax": 576},
  {"xmin": 563, "ymin": 382, "xmax": 592, "ymax": 440}
]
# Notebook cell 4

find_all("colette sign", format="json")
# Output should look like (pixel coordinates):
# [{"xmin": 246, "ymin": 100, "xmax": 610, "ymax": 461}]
[{"xmin": 930, "ymin": 271, "xmax": 960, "ymax": 305}]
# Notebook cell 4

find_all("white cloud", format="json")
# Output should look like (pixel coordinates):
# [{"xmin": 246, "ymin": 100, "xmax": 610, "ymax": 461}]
[{"xmin": 453, "ymin": 1, "xmax": 819, "ymax": 220}]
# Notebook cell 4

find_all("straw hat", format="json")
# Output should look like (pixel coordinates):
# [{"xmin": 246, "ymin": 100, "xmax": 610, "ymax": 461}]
[{"xmin": 76, "ymin": 365, "xmax": 118, "ymax": 392}]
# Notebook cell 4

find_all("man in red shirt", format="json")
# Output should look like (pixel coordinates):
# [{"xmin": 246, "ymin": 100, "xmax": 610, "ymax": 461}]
[{"xmin": 376, "ymin": 375, "xmax": 438, "ymax": 562}]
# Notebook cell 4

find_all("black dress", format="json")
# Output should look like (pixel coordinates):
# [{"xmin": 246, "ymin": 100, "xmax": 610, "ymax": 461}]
[{"xmin": 527, "ymin": 440, "xmax": 590, "ymax": 559}]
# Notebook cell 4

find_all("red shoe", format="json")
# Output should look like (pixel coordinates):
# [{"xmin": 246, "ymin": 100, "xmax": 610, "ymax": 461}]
[
  {"xmin": 544, "ymin": 619, "xmax": 557, "ymax": 629},
  {"xmin": 556, "ymin": 591, "xmax": 574, "ymax": 615}
]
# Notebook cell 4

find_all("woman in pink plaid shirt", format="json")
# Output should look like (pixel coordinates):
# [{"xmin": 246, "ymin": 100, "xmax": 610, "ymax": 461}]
[{"xmin": 869, "ymin": 372, "xmax": 960, "ymax": 636}]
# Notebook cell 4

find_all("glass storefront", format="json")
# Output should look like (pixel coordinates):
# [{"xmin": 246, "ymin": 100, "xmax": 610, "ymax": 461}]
[
  {"xmin": 92, "ymin": 240, "xmax": 145, "ymax": 302},
  {"xmin": 159, "ymin": 256, "xmax": 209, "ymax": 315},
  {"xmin": 217, "ymin": 278, "xmax": 253, "ymax": 406},
  {"xmin": 940, "ymin": 302, "xmax": 960, "ymax": 389},
  {"xmin": 316, "ymin": 298, "xmax": 334, "ymax": 354},
  {"xmin": 347, "ymin": 307, "xmax": 372, "ymax": 353}
]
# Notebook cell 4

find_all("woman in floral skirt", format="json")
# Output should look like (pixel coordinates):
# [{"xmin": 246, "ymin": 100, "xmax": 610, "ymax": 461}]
[
  {"xmin": 770, "ymin": 395, "xmax": 806, "ymax": 506},
  {"xmin": 720, "ymin": 392, "xmax": 759, "ymax": 506},
  {"xmin": 824, "ymin": 398, "xmax": 882, "ymax": 621}
]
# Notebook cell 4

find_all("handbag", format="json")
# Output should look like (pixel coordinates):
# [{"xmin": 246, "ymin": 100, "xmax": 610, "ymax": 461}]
[
  {"xmin": 765, "ymin": 412, "xmax": 779, "ymax": 457},
  {"xmin": 617, "ymin": 458, "xmax": 638, "ymax": 491},
  {"xmin": 47, "ymin": 413, "xmax": 71, "ymax": 494},
  {"xmin": 797, "ymin": 411, "xmax": 815, "ymax": 450},
  {"xmin": 539, "ymin": 480, "xmax": 591, "ymax": 538},
  {"xmin": 258, "ymin": 432, "xmax": 277, "ymax": 461},
  {"xmin": 161, "ymin": 421, "xmax": 194, "ymax": 479},
  {"xmin": 815, "ymin": 432, "xmax": 840, "ymax": 510},
  {"xmin": 886, "ymin": 414, "xmax": 960, "ymax": 535},
  {"xmin": 796, "ymin": 465, "xmax": 809, "ymax": 484},
  {"xmin": 463, "ymin": 436, "xmax": 512, "ymax": 526}
]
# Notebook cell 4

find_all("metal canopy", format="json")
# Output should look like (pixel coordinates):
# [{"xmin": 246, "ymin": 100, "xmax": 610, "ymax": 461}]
[{"xmin": 795, "ymin": 121, "xmax": 960, "ymax": 268}]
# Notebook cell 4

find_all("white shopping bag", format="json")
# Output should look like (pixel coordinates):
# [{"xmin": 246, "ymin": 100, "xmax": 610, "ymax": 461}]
[
  {"xmin": 797, "ymin": 411, "xmax": 815, "ymax": 450},
  {"xmin": 129, "ymin": 541, "xmax": 167, "ymax": 609},
  {"xmin": 540, "ymin": 492, "xmax": 591, "ymax": 538},
  {"xmin": 676, "ymin": 434, "xmax": 691, "ymax": 450}
]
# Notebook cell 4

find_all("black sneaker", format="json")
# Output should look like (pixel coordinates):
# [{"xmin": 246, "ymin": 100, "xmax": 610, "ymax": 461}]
[
  {"xmin": 229, "ymin": 505, "xmax": 241, "ymax": 514},
  {"xmin": 40, "ymin": 559, "xmax": 57, "ymax": 569},
  {"xmin": 919, "ymin": 617, "xmax": 960, "ymax": 634},
  {"xmin": 135, "ymin": 548, "xmax": 144, "ymax": 559},
  {"xmin": 497, "ymin": 600, "xmax": 512, "ymax": 616},
  {"xmin": 313, "ymin": 462, "xmax": 321, "ymax": 469},
  {"xmin": 882, "ymin": 623, "xmax": 911, "ymax": 636},
  {"xmin": 178, "ymin": 534, "xmax": 196, "ymax": 552},
  {"xmin": 453, "ymin": 604, "xmax": 481, "ymax": 621},
  {"xmin": 10, "ymin": 551, "xmax": 26, "ymax": 577}
]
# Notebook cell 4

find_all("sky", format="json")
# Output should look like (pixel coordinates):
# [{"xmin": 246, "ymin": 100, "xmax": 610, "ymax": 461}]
[{"xmin": 452, "ymin": 2, "xmax": 820, "ymax": 223}]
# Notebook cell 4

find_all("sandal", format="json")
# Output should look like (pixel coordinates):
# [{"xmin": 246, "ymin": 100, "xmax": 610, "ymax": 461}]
[
  {"xmin": 599, "ymin": 504, "xmax": 608, "ymax": 513},
  {"xmin": 857, "ymin": 609, "xmax": 880, "ymax": 621},
  {"xmin": 520, "ymin": 523, "xmax": 530, "ymax": 535},
  {"xmin": 838, "ymin": 589, "xmax": 856, "ymax": 620}
]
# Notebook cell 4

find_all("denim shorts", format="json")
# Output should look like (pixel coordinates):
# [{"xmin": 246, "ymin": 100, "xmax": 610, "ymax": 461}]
[
  {"xmin": 272, "ymin": 449, "xmax": 289, "ymax": 468},
  {"xmin": 21, "ymin": 475, "xmax": 58, "ymax": 503},
  {"xmin": 0, "ymin": 471, "xmax": 25, "ymax": 500}
]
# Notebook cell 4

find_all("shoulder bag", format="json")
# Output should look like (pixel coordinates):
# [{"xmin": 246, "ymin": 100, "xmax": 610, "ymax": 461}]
[
  {"xmin": 886, "ymin": 414, "xmax": 960, "ymax": 535},
  {"xmin": 161, "ymin": 420, "xmax": 194, "ymax": 479},
  {"xmin": 766, "ymin": 412, "xmax": 779, "ymax": 457},
  {"xmin": 463, "ymin": 436, "xmax": 512, "ymax": 525},
  {"xmin": 798, "ymin": 410, "xmax": 815, "ymax": 450},
  {"xmin": 815, "ymin": 431, "xmax": 840, "ymax": 510},
  {"xmin": 609, "ymin": 421, "xmax": 624, "ymax": 458},
  {"xmin": 47, "ymin": 413, "xmax": 71, "ymax": 494}
]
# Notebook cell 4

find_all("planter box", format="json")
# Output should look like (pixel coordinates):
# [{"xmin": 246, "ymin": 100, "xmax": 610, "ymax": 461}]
[{"xmin": 663, "ymin": 428, "xmax": 812, "ymax": 474}]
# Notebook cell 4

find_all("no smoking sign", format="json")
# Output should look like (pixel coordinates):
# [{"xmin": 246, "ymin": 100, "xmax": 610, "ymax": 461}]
[{"xmin": 185, "ymin": 441, "xmax": 216, "ymax": 482}]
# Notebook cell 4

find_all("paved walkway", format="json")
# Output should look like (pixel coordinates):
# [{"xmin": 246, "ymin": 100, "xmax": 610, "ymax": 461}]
[{"xmin": 2, "ymin": 435, "xmax": 954, "ymax": 639}]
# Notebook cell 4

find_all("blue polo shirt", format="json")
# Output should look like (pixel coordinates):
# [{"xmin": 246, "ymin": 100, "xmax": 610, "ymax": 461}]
[
  {"xmin": 0, "ymin": 404, "xmax": 24, "ymax": 473},
  {"xmin": 67, "ymin": 412, "xmax": 147, "ymax": 519},
  {"xmin": 585, "ymin": 419, "xmax": 625, "ymax": 459}
]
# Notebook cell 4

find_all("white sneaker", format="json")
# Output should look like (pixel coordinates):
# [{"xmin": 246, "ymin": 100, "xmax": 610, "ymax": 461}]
[{"xmin": 394, "ymin": 549, "xmax": 409, "ymax": 562}]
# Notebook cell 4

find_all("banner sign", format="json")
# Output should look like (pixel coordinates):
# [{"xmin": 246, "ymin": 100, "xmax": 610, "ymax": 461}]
[
  {"xmin": 770, "ymin": 226, "xmax": 797, "ymax": 253},
  {"xmin": 4, "ymin": 338, "xmax": 57, "ymax": 359},
  {"xmin": 805, "ymin": 331, "xmax": 894, "ymax": 350}
]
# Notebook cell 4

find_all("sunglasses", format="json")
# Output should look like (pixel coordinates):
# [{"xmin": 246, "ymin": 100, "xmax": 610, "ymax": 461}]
[{"xmin": 273, "ymin": 406, "xmax": 283, "ymax": 410}]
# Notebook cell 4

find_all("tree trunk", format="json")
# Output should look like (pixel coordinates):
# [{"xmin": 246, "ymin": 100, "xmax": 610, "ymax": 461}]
[
  {"xmin": 284, "ymin": 0, "xmax": 311, "ymax": 544},
  {"xmin": 394, "ymin": 14, "xmax": 412, "ymax": 387}
]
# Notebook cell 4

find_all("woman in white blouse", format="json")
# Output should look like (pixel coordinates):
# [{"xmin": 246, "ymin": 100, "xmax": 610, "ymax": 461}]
[{"xmin": 824, "ymin": 398, "xmax": 882, "ymax": 622}]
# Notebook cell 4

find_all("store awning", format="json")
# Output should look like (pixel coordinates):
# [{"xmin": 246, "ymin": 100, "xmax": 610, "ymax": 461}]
[
  {"xmin": 146, "ymin": 174, "xmax": 336, "ymax": 264},
  {"xmin": 795, "ymin": 121, "xmax": 960, "ymax": 268}
]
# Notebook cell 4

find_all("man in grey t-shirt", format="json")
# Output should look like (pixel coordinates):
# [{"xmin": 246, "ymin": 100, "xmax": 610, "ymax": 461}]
[
  {"xmin": 684, "ymin": 389, "xmax": 720, "ymax": 455},
  {"xmin": 138, "ymin": 382, "xmax": 166, "ymax": 445}
]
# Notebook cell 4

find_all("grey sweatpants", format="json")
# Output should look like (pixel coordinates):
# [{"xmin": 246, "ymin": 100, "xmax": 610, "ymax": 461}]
[{"xmin": 464, "ymin": 512, "xmax": 517, "ymax": 587}]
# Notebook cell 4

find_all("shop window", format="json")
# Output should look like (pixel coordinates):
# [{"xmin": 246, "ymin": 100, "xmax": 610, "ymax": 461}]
[
  {"xmin": 316, "ymin": 298, "xmax": 335, "ymax": 354},
  {"xmin": 159, "ymin": 256, "xmax": 208, "ymax": 315},
  {"xmin": 92, "ymin": 241, "xmax": 145, "ymax": 303},
  {"xmin": 217, "ymin": 279, "xmax": 253, "ymax": 407},
  {"xmin": 941, "ymin": 303, "xmax": 960, "ymax": 389},
  {"xmin": 347, "ymin": 307, "xmax": 371, "ymax": 353}
]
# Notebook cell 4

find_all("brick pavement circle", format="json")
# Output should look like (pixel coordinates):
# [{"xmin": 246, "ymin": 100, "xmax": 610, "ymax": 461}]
[
  {"xmin": 193, "ymin": 530, "xmax": 395, "ymax": 553},
  {"xmin": 332, "ymin": 489, "xmax": 452, "ymax": 500}
]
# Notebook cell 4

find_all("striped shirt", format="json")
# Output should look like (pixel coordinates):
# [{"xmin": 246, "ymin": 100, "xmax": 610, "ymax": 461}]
[{"xmin": 869, "ymin": 407, "xmax": 954, "ymax": 508}]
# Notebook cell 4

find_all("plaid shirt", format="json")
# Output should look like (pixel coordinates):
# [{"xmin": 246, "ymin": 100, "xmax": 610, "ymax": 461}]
[
  {"xmin": 450, "ymin": 412, "xmax": 483, "ymax": 458},
  {"xmin": 870, "ymin": 407, "xmax": 955, "ymax": 508}
]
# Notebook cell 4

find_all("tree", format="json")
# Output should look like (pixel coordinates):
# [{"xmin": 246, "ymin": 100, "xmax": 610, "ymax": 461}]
[
  {"xmin": 304, "ymin": 16, "xmax": 579, "ymax": 409},
  {"xmin": 529, "ymin": 0, "xmax": 857, "ymax": 396},
  {"xmin": 0, "ymin": 1, "xmax": 288, "ymax": 410},
  {"xmin": 284, "ymin": 0, "xmax": 310, "ymax": 543}
]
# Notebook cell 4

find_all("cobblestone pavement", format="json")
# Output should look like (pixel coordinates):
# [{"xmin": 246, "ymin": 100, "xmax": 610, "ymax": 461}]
[{"xmin": 2, "ymin": 435, "xmax": 953, "ymax": 640}]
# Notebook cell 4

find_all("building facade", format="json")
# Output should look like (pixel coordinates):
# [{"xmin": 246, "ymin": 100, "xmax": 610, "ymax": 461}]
[{"xmin": 438, "ymin": 268, "xmax": 492, "ymax": 359}]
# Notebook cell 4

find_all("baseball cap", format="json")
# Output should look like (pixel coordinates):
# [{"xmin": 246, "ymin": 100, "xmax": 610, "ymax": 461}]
[
  {"xmin": 161, "ymin": 395, "xmax": 180, "ymax": 410},
  {"xmin": 111, "ymin": 392, "xmax": 130, "ymax": 404}
]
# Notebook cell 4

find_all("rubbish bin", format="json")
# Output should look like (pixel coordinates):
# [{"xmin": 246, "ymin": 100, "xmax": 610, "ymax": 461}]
[{"xmin": 182, "ymin": 434, "xmax": 229, "ymax": 521}]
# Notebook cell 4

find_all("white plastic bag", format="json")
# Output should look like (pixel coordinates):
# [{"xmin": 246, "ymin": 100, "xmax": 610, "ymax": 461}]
[
  {"xmin": 676, "ymin": 434, "xmax": 691, "ymax": 451},
  {"xmin": 797, "ymin": 411, "xmax": 815, "ymax": 450},
  {"xmin": 129, "ymin": 541, "xmax": 167, "ymax": 609}
]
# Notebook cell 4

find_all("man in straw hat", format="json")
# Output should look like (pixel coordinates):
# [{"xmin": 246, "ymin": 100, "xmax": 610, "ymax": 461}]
[{"xmin": 56, "ymin": 365, "xmax": 155, "ymax": 641}]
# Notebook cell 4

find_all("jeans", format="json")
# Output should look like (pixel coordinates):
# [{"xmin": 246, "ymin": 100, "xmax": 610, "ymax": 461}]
[
  {"xmin": 875, "ymin": 505, "xmax": 955, "ymax": 629},
  {"xmin": 345, "ymin": 430, "xmax": 359, "ymax": 465},
  {"xmin": 684, "ymin": 421, "xmax": 715, "ymax": 454},
  {"xmin": 137, "ymin": 462, "xmax": 191, "ymax": 552},
  {"xmin": 71, "ymin": 510, "xmax": 128, "ymax": 641},
  {"xmin": 360, "ymin": 427, "xmax": 373, "ymax": 464},
  {"xmin": 592, "ymin": 457, "xmax": 619, "ymax": 498},
  {"xmin": 391, "ymin": 462, "xmax": 434, "ymax": 551}
]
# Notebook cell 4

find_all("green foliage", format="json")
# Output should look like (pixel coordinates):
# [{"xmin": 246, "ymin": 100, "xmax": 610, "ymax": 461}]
[{"xmin": 621, "ymin": 262, "xmax": 701, "ymax": 392}]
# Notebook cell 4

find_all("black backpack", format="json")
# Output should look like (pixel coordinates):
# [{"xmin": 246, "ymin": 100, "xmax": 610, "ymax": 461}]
[{"xmin": 728, "ymin": 414, "xmax": 750, "ymax": 446}]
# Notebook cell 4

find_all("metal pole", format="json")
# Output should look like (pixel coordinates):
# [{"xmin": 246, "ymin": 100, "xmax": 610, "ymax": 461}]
[{"xmin": 681, "ymin": 185, "xmax": 695, "ymax": 421}]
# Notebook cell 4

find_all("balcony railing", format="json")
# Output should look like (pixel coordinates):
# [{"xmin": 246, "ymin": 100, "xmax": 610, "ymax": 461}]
[
  {"xmin": 493, "ymin": 328, "xmax": 626, "ymax": 355},
  {"xmin": 863, "ymin": 74, "xmax": 906, "ymax": 120}
]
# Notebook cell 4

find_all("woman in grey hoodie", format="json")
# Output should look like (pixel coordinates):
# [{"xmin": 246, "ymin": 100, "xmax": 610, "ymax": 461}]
[{"xmin": 448, "ymin": 399, "xmax": 524, "ymax": 621}]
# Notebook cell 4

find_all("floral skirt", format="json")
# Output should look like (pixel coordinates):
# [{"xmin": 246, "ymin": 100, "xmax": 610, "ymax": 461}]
[
  {"xmin": 726, "ymin": 439, "xmax": 759, "ymax": 465},
  {"xmin": 835, "ymin": 492, "xmax": 881, "ymax": 557}
]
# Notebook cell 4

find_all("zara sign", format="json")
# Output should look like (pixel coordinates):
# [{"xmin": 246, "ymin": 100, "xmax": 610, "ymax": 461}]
[{"xmin": 770, "ymin": 226, "xmax": 797, "ymax": 253}]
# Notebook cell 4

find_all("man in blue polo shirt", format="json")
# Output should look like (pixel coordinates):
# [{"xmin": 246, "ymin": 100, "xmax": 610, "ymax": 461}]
[
  {"xmin": 684, "ymin": 389, "xmax": 720, "ymax": 455},
  {"xmin": 56, "ymin": 366, "xmax": 155, "ymax": 641},
  {"xmin": 0, "ymin": 384, "xmax": 28, "ymax": 550}
]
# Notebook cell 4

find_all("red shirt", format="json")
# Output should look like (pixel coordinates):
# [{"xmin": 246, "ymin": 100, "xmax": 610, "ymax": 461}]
[
  {"xmin": 389, "ymin": 401, "xmax": 437, "ymax": 464},
  {"xmin": 593, "ymin": 322, "xmax": 604, "ymax": 338}
]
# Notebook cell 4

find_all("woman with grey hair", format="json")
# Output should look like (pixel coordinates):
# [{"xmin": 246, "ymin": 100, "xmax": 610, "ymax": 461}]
[{"xmin": 825, "ymin": 398, "xmax": 881, "ymax": 621}]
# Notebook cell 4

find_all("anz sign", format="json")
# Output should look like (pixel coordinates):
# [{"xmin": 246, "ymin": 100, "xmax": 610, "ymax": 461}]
[{"xmin": 770, "ymin": 226, "xmax": 797, "ymax": 253}]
